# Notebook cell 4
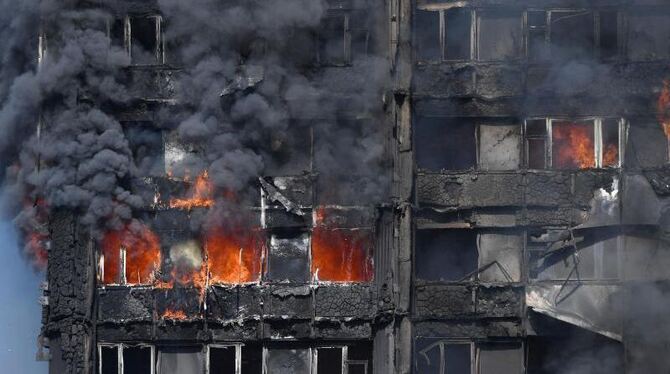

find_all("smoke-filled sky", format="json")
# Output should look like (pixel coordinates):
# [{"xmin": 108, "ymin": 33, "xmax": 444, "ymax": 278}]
[{"xmin": 0, "ymin": 216, "xmax": 47, "ymax": 373}]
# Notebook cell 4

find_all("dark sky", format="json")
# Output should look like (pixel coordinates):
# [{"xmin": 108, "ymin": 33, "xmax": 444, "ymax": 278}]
[{"xmin": 0, "ymin": 218, "xmax": 48, "ymax": 373}]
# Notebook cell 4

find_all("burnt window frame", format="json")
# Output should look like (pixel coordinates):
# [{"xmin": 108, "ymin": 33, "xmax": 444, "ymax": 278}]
[
  {"xmin": 317, "ymin": 13, "xmax": 352, "ymax": 66},
  {"xmin": 108, "ymin": 14, "xmax": 165, "ymax": 65},
  {"xmin": 413, "ymin": 228, "xmax": 480, "ymax": 283},
  {"xmin": 474, "ymin": 9, "xmax": 524, "ymax": 62},
  {"xmin": 524, "ymin": 9, "xmax": 622, "ymax": 62},
  {"xmin": 97, "ymin": 343, "xmax": 155, "ymax": 374},
  {"xmin": 264, "ymin": 230, "xmax": 312, "ymax": 284},
  {"xmin": 413, "ymin": 338, "xmax": 524, "ymax": 374},
  {"xmin": 523, "ymin": 117, "xmax": 626, "ymax": 170},
  {"xmin": 414, "ymin": 7, "xmax": 475, "ymax": 62}
]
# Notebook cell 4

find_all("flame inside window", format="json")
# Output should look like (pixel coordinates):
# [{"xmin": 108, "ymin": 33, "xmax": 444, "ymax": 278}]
[
  {"xmin": 101, "ymin": 223, "xmax": 161, "ymax": 285},
  {"xmin": 206, "ymin": 228, "xmax": 264, "ymax": 284},
  {"xmin": 552, "ymin": 121, "xmax": 595, "ymax": 169},
  {"xmin": 311, "ymin": 227, "xmax": 373, "ymax": 282}
]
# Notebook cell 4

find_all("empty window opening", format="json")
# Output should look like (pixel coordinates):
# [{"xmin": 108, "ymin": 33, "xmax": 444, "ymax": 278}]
[
  {"xmin": 266, "ymin": 232, "xmax": 310, "ymax": 283},
  {"xmin": 527, "ymin": 10, "xmax": 549, "ymax": 61},
  {"xmin": 317, "ymin": 347, "xmax": 344, "ymax": 374},
  {"xmin": 241, "ymin": 344, "xmax": 263, "ymax": 374},
  {"xmin": 415, "ymin": 118, "xmax": 476, "ymax": 171},
  {"xmin": 550, "ymin": 11, "xmax": 594, "ymax": 60},
  {"xmin": 209, "ymin": 346, "xmax": 237, "ymax": 374},
  {"xmin": 628, "ymin": 8, "xmax": 670, "ymax": 61},
  {"xmin": 129, "ymin": 16, "xmax": 163, "ymax": 64},
  {"xmin": 98, "ymin": 344, "xmax": 154, "ymax": 374},
  {"xmin": 415, "ymin": 10, "xmax": 441, "ymax": 61},
  {"xmin": 157, "ymin": 346, "xmax": 204, "ymax": 374},
  {"xmin": 264, "ymin": 348, "xmax": 311, "ymax": 374},
  {"xmin": 318, "ymin": 16, "xmax": 349, "ymax": 65},
  {"xmin": 599, "ymin": 11, "xmax": 618, "ymax": 59},
  {"xmin": 415, "ymin": 339, "xmax": 472, "ymax": 374},
  {"xmin": 311, "ymin": 228, "xmax": 373, "ymax": 282},
  {"xmin": 445, "ymin": 8, "xmax": 472, "ymax": 60},
  {"xmin": 415, "ymin": 229, "xmax": 478, "ymax": 282},
  {"xmin": 525, "ymin": 118, "xmax": 623, "ymax": 170},
  {"xmin": 476, "ymin": 10, "xmax": 522, "ymax": 61},
  {"xmin": 206, "ymin": 227, "xmax": 263, "ymax": 284},
  {"xmin": 99, "ymin": 223, "xmax": 161, "ymax": 285}
]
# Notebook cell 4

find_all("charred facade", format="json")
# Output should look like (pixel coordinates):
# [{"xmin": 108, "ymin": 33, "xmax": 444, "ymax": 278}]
[{"xmin": 21, "ymin": 0, "xmax": 670, "ymax": 373}]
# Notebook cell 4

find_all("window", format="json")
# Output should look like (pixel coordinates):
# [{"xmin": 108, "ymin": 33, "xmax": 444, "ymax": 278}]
[
  {"xmin": 524, "ymin": 118, "xmax": 623, "ymax": 169},
  {"xmin": 98, "ymin": 223, "xmax": 161, "ymax": 286},
  {"xmin": 266, "ymin": 232, "xmax": 310, "ymax": 283},
  {"xmin": 628, "ymin": 8, "xmax": 670, "ymax": 61},
  {"xmin": 318, "ymin": 16, "xmax": 349, "ymax": 65},
  {"xmin": 415, "ymin": 229, "xmax": 478, "ymax": 282},
  {"xmin": 265, "ymin": 348, "xmax": 311, "ymax": 374},
  {"xmin": 109, "ymin": 15, "xmax": 164, "ymax": 65},
  {"xmin": 476, "ymin": 10, "xmax": 522, "ymax": 61},
  {"xmin": 206, "ymin": 228, "xmax": 264, "ymax": 284},
  {"xmin": 208, "ymin": 344, "xmax": 262, "ymax": 374},
  {"xmin": 414, "ymin": 8, "xmax": 473, "ymax": 61},
  {"xmin": 98, "ymin": 344, "xmax": 154, "ymax": 374},
  {"xmin": 415, "ymin": 118, "xmax": 476, "ymax": 171},
  {"xmin": 261, "ymin": 344, "xmax": 371, "ymax": 374},
  {"xmin": 526, "ymin": 10, "xmax": 619, "ymax": 61},
  {"xmin": 414, "ymin": 339, "xmax": 523, "ymax": 374}
]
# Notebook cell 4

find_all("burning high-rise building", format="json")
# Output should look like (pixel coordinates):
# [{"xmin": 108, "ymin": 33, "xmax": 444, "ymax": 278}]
[{"xmin": 1, "ymin": 0, "xmax": 670, "ymax": 373}]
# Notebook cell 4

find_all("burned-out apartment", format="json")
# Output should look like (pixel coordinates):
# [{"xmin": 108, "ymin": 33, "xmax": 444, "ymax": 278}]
[{"xmin": 3, "ymin": 0, "xmax": 669, "ymax": 373}]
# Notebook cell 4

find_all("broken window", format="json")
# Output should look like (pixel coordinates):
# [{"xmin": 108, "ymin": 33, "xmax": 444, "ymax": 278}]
[
  {"xmin": 525, "ymin": 118, "xmax": 623, "ymax": 170},
  {"xmin": 99, "ymin": 223, "xmax": 161, "ymax": 286},
  {"xmin": 318, "ymin": 15, "xmax": 349, "ymax": 65},
  {"xmin": 415, "ymin": 229, "xmax": 478, "ymax": 282},
  {"xmin": 98, "ymin": 344, "xmax": 154, "ymax": 374},
  {"xmin": 414, "ymin": 338, "xmax": 472, "ymax": 374},
  {"xmin": 206, "ymin": 228, "xmax": 264, "ymax": 284},
  {"xmin": 209, "ymin": 345, "xmax": 237, "ymax": 374},
  {"xmin": 628, "ymin": 8, "xmax": 670, "ymax": 61},
  {"xmin": 263, "ymin": 124, "xmax": 312, "ymax": 176},
  {"xmin": 528, "ymin": 230, "xmax": 621, "ymax": 281},
  {"xmin": 266, "ymin": 232, "xmax": 310, "ymax": 283},
  {"xmin": 478, "ymin": 124, "xmax": 521, "ymax": 170},
  {"xmin": 242, "ymin": 344, "xmax": 263, "ymax": 374},
  {"xmin": 317, "ymin": 347, "xmax": 343, "ymax": 374},
  {"xmin": 527, "ymin": 10, "xmax": 619, "ymax": 61},
  {"xmin": 414, "ymin": 8, "xmax": 472, "ymax": 61},
  {"xmin": 265, "ymin": 348, "xmax": 311, "ymax": 374},
  {"xmin": 476, "ymin": 10, "xmax": 522, "ymax": 61},
  {"xmin": 157, "ymin": 347, "xmax": 204, "ymax": 374},
  {"xmin": 415, "ymin": 118, "xmax": 476, "ymax": 171},
  {"xmin": 626, "ymin": 121, "xmax": 668, "ymax": 167},
  {"xmin": 311, "ymin": 227, "xmax": 373, "ymax": 282}
]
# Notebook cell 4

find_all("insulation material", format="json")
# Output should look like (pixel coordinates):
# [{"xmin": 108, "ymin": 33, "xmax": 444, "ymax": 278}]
[
  {"xmin": 476, "ymin": 11, "xmax": 522, "ymax": 61},
  {"xmin": 477, "ymin": 233, "xmax": 522, "ymax": 282},
  {"xmin": 478, "ymin": 125, "xmax": 521, "ymax": 171},
  {"xmin": 526, "ymin": 284, "xmax": 623, "ymax": 341},
  {"xmin": 265, "ymin": 348, "xmax": 311, "ymax": 374}
]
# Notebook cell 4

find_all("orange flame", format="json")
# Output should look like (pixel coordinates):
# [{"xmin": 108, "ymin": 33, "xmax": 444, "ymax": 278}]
[
  {"xmin": 101, "ymin": 222, "xmax": 161, "ymax": 285},
  {"xmin": 161, "ymin": 309, "xmax": 188, "ymax": 320},
  {"xmin": 26, "ymin": 232, "xmax": 48, "ymax": 269},
  {"xmin": 311, "ymin": 208, "xmax": 373, "ymax": 282},
  {"xmin": 552, "ymin": 122, "xmax": 595, "ymax": 169},
  {"xmin": 169, "ymin": 171, "xmax": 215, "ymax": 209},
  {"xmin": 602, "ymin": 144, "xmax": 618, "ymax": 167},
  {"xmin": 206, "ymin": 227, "xmax": 263, "ymax": 284},
  {"xmin": 657, "ymin": 79, "xmax": 670, "ymax": 140}
]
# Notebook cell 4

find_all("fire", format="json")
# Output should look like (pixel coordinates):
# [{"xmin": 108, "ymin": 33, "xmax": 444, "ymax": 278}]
[
  {"xmin": 101, "ymin": 222, "xmax": 161, "ymax": 285},
  {"xmin": 169, "ymin": 171, "xmax": 215, "ymax": 209},
  {"xmin": 25, "ymin": 231, "xmax": 48, "ymax": 269},
  {"xmin": 602, "ymin": 144, "xmax": 618, "ymax": 167},
  {"xmin": 311, "ymin": 208, "xmax": 373, "ymax": 282},
  {"xmin": 657, "ymin": 79, "xmax": 670, "ymax": 140},
  {"xmin": 161, "ymin": 309, "xmax": 187, "ymax": 320},
  {"xmin": 206, "ymin": 226, "xmax": 263, "ymax": 284},
  {"xmin": 552, "ymin": 122, "xmax": 595, "ymax": 169}
]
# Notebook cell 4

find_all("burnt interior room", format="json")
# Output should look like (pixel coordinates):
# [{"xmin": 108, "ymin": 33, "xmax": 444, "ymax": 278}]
[{"xmin": 1, "ymin": 0, "xmax": 669, "ymax": 373}]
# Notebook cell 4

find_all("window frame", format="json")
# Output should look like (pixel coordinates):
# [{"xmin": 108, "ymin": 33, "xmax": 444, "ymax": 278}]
[
  {"xmin": 206, "ymin": 344, "xmax": 243, "ymax": 374},
  {"xmin": 523, "ymin": 117, "xmax": 626, "ymax": 170},
  {"xmin": 98, "ymin": 343, "xmax": 155, "ymax": 374},
  {"xmin": 524, "ymin": 9, "xmax": 621, "ymax": 61},
  {"xmin": 108, "ymin": 15, "xmax": 165, "ymax": 65},
  {"xmin": 474, "ymin": 9, "xmax": 524, "ymax": 61}
]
